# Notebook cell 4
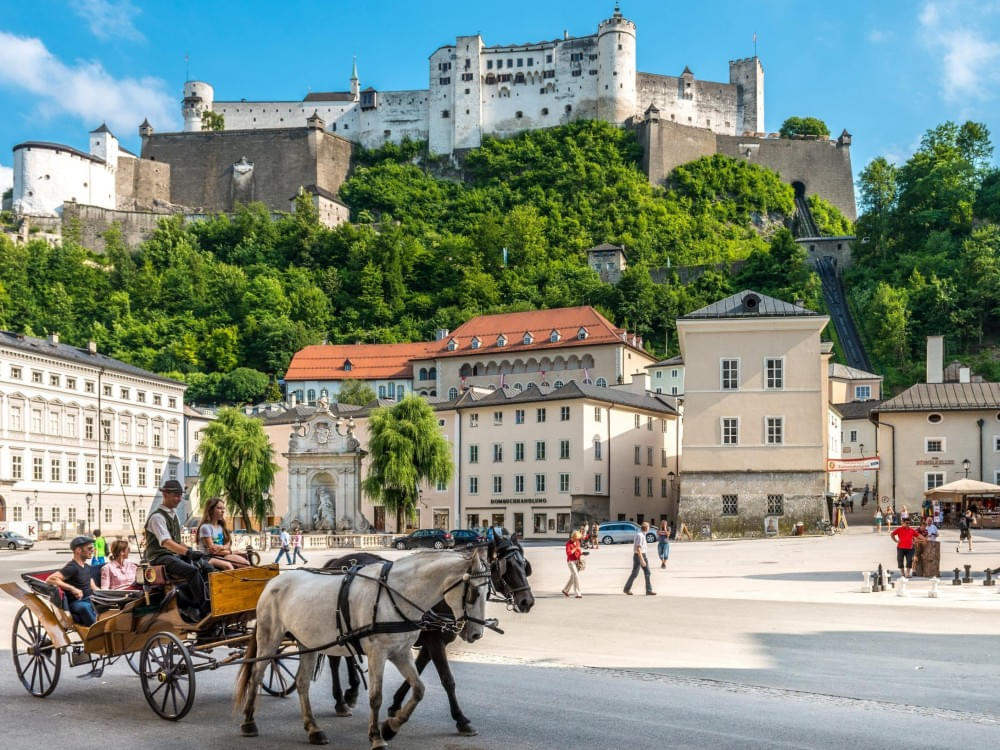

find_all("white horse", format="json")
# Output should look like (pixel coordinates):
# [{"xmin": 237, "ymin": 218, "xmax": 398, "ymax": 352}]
[{"xmin": 234, "ymin": 547, "xmax": 489, "ymax": 748}]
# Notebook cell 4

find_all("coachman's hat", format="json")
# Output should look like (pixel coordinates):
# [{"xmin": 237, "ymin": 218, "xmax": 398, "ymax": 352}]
[{"xmin": 160, "ymin": 479, "xmax": 184, "ymax": 494}]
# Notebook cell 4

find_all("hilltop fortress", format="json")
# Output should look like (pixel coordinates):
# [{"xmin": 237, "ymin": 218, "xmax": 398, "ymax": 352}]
[{"xmin": 7, "ymin": 5, "xmax": 855, "ymax": 249}]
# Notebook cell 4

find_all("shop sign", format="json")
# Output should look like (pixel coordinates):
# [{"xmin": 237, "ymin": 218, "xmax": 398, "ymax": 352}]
[
  {"xmin": 915, "ymin": 458, "xmax": 955, "ymax": 466},
  {"xmin": 826, "ymin": 457, "xmax": 880, "ymax": 471},
  {"xmin": 490, "ymin": 497, "xmax": 546, "ymax": 505}
]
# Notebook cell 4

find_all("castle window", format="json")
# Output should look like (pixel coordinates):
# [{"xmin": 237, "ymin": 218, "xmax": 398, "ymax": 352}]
[
  {"xmin": 497, "ymin": 335, "xmax": 507, "ymax": 347},
  {"xmin": 507, "ymin": 59, "xmax": 513, "ymax": 68},
  {"xmin": 527, "ymin": 57, "xmax": 533, "ymax": 66},
  {"xmin": 439, "ymin": 77, "xmax": 450, "ymax": 85},
  {"xmin": 572, "ymin": 70, "xmax": 582, "ymax": 77},
  {"xmin": 515, "ymin": 111, "xmax": 523, "ymax": 119},
  {"xmin": 541, "ymin": 108, "xmax": 549, "ymax": 115},
  {"xmin": 589, "ymin": 69, "xmax": 597, "ymax": 75},
  {"xmin": 517, "ymin": 58, "xmax": 523, "ymax": 67},
  {"xmin": 487, "ymin": 60, "xmax": 493, "ymax": 69},
  {"xmin": 618, "ymin": 44, "xmax": 623, "ymax": 50},
  {"xmin": 447, "ymin": 339, "xmax": 458, "ymax": 351},
  {"xmin": 441, "ymin": 110, "xmax": 450, "ymax": 118},
  {"xmin": 384, "ymin": 129, "xmax": 391, "ymax": 137},
  {"xmin": 514, "ymin": 73, "xmax": 525, "ymax": 84},
  {"xmin": 546, "ymin": 54, "xmax": 553, "ymax": 63},
  {"xmin": 565, "ymin": 105, "xmax": 572, "ymax": 113},
  {"xmin": 549, "ymin": 329, "xmax": 561, "ymax": 343}
]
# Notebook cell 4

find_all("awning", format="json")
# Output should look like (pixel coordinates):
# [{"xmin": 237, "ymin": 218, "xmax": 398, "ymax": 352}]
[{"xmin": 923, "ymin": 478, "xmax": 1000, "ymax": 500}]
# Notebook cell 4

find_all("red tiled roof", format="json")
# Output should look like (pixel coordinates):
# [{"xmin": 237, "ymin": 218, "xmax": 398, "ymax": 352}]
[{"xmin": 285, "ymin": 342, "xmax": 437, "ymax": 382}]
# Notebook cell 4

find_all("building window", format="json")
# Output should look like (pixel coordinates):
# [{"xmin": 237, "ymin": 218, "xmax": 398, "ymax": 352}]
[
  {"xmin": 647, "ymin": 478, "xmax": 653, "ymax": 497},
  {"xmin": 119, "ymin": 419, "xmax": 129, "ymax": 444},
  {"xmin": 560, "ymin": 406, "xmax": 570, "ymax": 421},
  {"xmin": 514, "ymin": 474, "xmax": 525, "ymax": 493},
  {"xmin": 104, "ymin": 508, "xmax": 112, "ymax": 524},
  {"xmin": 137, "ymin": 464, "xmax": 146, "ymax": 487},
  {"xmin": 9, "ymin": 405, "xmax": 21, "ymax": 431},
  {"xmin": 661, "ymin": 449, "xmax": 668, "ymax": 467},
  {"xmin": 594, "ymin": 438, "xmax": 602, "ymax": 460},
  {"xmin": 32, "ymin": 371, "xmax": 43, "ymax": 384},
  {"xmin": 535, "ymin": 441, "xmax": 546, "ymax": 460},
  {"xmin": 594, "ymin": 474, "xmax": 602, "ymax": 493},
  {"xmin": 470, "ymin": 413, "xmax": 479, "ymax": 427},
  {"xmin": 559, "ymin": 473, "xmax": 570, "ymax": 492},
  {"xmin": 514, "ymin": 442, "xmax": 525, "ymax": 461},
  {"xmin": 635, "ymin": 414, "xmax": 641, "ymax": 429},
  {"xmin": 85, "ymin": 416, "xmax": 94, "ymax": 440},
  {"xmin": 448, "ymin": 387, "xmax": 459, "ymax": 400},
  {"xmin": 765, "ymin": 358, "xmax": 784, "ymax": 389},
  {"xmin": 35, "ymin": 506, "xmax": 43, "ymax": 522},
  {"xmin": 66, "ymin": 414, "xmax": 76, "ymax": 437},
  {"xmin": 168, "ymin": 397, "xmax": 176, "ymax": 409},
  {"xmin": 515, "ymin": 409, "xmax": 525, "ymax": 424},
  {"xmin": 492, "ymin": 476, "xmax": 503, "ymax": 494},
  {"xmin": 533, "ymin": 513, "xmax": 547, "ymax": 534},
  {"xmin": 596, "ymin": 377, "xmax": 607, "ymax": 387},
  {"xmin": 721, "ymin": 359, "xmax": 739, "ymax": 390},
  {"xmin": 153, "ymin": 425, "xmax": 162, "ymax": 447},
  {"xmin": 102, "ymin": 419, "xmax": 112, "ymax": 442},
  {"xmin": 33, "ymin": 457, "xmax": 43, "ymax": 480},
  {"xmin": 536, "ymin": 408, "xmax": 546, "ymax": 423},
  {"xmin": 120, "ymin": 387, "xmax": 129, "ymax": 400},
  {"xmin": 469, "ymin": 476, "xmax": 479, "ymax": 494},
  {"xmin": 469, "ymin": 445, "xmax": 479, "ymax": 464},
  {"xmin": 121, "ymin": 463, "xmax": 130, "ymax": 486},
  {"xmin": 86, "ymin": 461, "xmax": 96, "ymax": 484},
  {"xmin": 925, "ymin": 438, "xmax": 945, "ymax": 453},
  {"xmin": 12, "ymin": 506, "xmax": 22, "ymax": 521},
  {"xmin": 594, "ymin": 407, "xmax": 601, "ymax": 422},
  {"xmin": 103, "ymin": 383, "xmax": 112, "ymax": 396},
  {"xmin": 661, "ymin": 478, "xmax": 668, "ymax": 497},
  {"xmin": 925, "ymin": 473, "xmax": 945, "ymax": 490},
  {"xmin": 559, "ymin": 440, "xmax": 570, "ymax": 459},
  {"xmin": 104, "ymin": 462, "xmax": 113, "ymax": 485},
  {"xmin": 51, "ymin": 506, "xmax": 60, "ymax": 522},
  {"xmin": 47, "ymin": 411, "xmax": 59, "ymax": 434},
  {"xmin": 493, "ymin": 443, "xmax": 503, "ymax": 462},
  {"xmin": 647, "ymin": 446, "xmax": 653, "ymax": 465},
  {"xmin": 855, "ymin": 385, "xmax": 871, "ymax": 400},
  {"xmin": 535, "ymin": 474, "xmax": 546, "ymax": 492},
  {"xmin": 137, "ymin": 390, "xmax": 146, "ymax": 403},
  {"xmin": 722, "ymin": 494, "xmax": 738, "ymax": 516},
  {"xmin": 766, "ymin": 417, "xmax": 784, "ymax": 445},
  {"xmin": 767, "ymin": 495, "xmax": 784, "ymax": 515},
  {"xmin": 85, "ymin": 381, "xmax": 95, "ymax": 393},
  {"xmin": 10, "ymin": 365, "xmax": 21, "ymax": 379},
  {"xmin": 49, "ymin": 374, "xmax": 60, "ymax": 387},
  {"xmin": 849, "ymin": 430, "xmax": 858, "ymax": 443},
  {"xmin": 31, "ymin": 409, "xmax": 41, "ymax": 432},
  {"xmin": 634, "ymin": 476, "xmax": 641, "ymax": 496},
  {"xmin": 493, "ymin": 411, "xmax": 503, "ymax": 425},
  {"xmin": 634, "ymin": 445, "xmax": 641, "ymax": 464},
  {"xmin": 647, "ymin": 416, "xmax": 653, "ymax": 431},
  {"xmin": 722, "ymin": 417, "xmax": 739, "ymax": 445},
  {"xmin": 153, "ymin": 393, "xmax": 161, "ymax": 405},
  {"xmin": 927, "ymin": 413, "xmax": 943, "ymax": 424},
  {"xmin": 11, "ymin": 454, "xmax": 22, "ymax": 479},
  {"xmin": 51, "ymin": 458, "xmax": 61, "ymax": 482}
]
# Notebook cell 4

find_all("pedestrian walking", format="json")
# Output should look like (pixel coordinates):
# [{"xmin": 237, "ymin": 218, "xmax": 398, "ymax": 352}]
[
  {"xmin": 291, "ymin": 529, "xmax": 308, "ymax": 564},
  {"xmin": 657, "ymin": 520, "xmax": 670, "ymax": 568},
  {"xmin": 591, "ymin": 521, "xmax": 600, "ymax": 549},
  {"xmin": 862, "ymin": 484, "xmax": 870, "ymax": 507},
  {"xmin": 274, "ymin": 527, "xmax": 293, "ymax": 565},
  {"xmin": 873, "ymin": 508, "xmax": 883, "ymax": 534},
  {"xmin": 957, "ymin": 509, "xmax": 976, "ymax": 553},
  {"xmin": 562, "ymin": 530, "xmax": 584, "ymax": 598},
  {"xmin": 623, "ymin": 522, "xmax": 656, "ymax": 596},
  {"xmin": 890, "ymin": 519, "xmax": 919, "ymax": 578},
  {"xmin": 900, "ymin": 505, "xmax": 909, "ymax": 525},
  {"xmin": 90, "ymin": 529, "xmax": 108, "ymax": 565}
]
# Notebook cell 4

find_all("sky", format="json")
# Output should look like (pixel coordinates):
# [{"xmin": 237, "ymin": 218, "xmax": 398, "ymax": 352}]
[{"xmin": 1, "ymin": 0, "xmax": 999, "ymax": 199}]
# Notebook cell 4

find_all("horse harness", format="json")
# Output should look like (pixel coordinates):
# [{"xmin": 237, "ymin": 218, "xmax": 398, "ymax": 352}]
[{"xmin": 488, "ymin": 540, "xmax": 532, "ymax": 607}]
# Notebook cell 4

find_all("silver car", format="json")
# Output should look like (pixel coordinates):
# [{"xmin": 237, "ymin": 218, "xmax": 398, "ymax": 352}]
[
  {"xmin": 0, "ymin": 531, "xmax": 34, "ymax": 550},
  {"xmin": 596, "ymin": 522, "xmax": 657, "ymax": 545}
]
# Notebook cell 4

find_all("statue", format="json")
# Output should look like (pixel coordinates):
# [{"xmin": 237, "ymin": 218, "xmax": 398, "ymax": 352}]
[{"xmin": 313, "ymin": 485, "xmax": 335, "ymax": 530}]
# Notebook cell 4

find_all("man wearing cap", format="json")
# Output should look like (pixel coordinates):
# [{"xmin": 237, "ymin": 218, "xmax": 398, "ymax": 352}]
[
  {"xmin": 49, "ymin": 536, "xmax": 101, "ymax": 626},
  {"xmin": 145, "ymin": 479, "xmax": 209, "ymax": 621}
]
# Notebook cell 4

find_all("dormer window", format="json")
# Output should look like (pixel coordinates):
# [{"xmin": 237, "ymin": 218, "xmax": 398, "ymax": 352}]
[
  {"xmin": 447, "ymin": 338, "xmax": 458, "ymax": 351},
  {"xmin": 549, "ymin": 329, "xmax": 561, "ymax": 343},
  {"xmin": 523, "ymin": 332, "xmax": 534, "ymax": 345},
  {"xmin": 470, "ymin": 337, "xmax": 481, "ymax": 350},
  {"xmin": 343, "ymin": 359, "xmax": 353, "ymax": 372},
  {"xmin": 577, "ymin": 327, "xmax": 588, "ymax": 340},
  {"xmin": 497, "ymin": 335, "xmax": 507, "ymax": 347}
]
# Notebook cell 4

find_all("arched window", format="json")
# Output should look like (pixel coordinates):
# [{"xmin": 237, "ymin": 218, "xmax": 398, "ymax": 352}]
[
  {"xmin": 428, "ymin": 367, "xmax": 437, "ymax": 380},
  {"xmin": 307, "ymin": 389, "xmax": 316, "ymax": 404},
  {"xmin": 513, "ymin": 383, "xmax": 523, "ymax": 392},
  {"xmin": 595, "ymin": 377, "xmax": 607, "ymax": 388},
  {"xmin": 397, "ymin": 385, "xmax": 405, "ymax": 397},
  {"xmin": 295, "ymin": 390, "xmax": 304, "ymax": 403},
  {"xmin": 419, "ymin": 368, "xmax": 428, "ymax": 380},
  {"xmin": 344, "ymin": 359, "xmax": 353, "ymax": 371},
  {"xmin": 378, "ymin": 385, "xmax": 387, "ymax": 399},
  {"xmin": 448, "ymin": 387, "xmax": 459, "ymax": 400},
  {"xmin": 554, "ymin": 380, "xmax": 564, "ymax": 388}
]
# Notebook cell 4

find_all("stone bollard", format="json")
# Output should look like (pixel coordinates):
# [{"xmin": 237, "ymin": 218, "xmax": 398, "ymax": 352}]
[
  {"xmin": 886, "ymin": 571, "xmax": 894, "ymax": 589},
  {"xmin": 929, "ymin": 577, "xmax": 939, "ymax": 598},
  {"xmin": 963, "ymin": 564, "xmax": 973, "ymax": 584},
  {"xmin": 952, "ymin": 567, "xmax": 963, "ymax": 585},
  {"xmin": 862, "ymin": 571, "xmax": 871, "ymax": 593},
  {"xmin": 984, "ymin": 569, "xmax": 995, "ymax": 586},
  {"xmin": 896, "ymin": 577, "xmax": 908, "ymax": 597},
  {"xmin": 878, "ymin": 564, "xmax": 887, "ymax": 591}
]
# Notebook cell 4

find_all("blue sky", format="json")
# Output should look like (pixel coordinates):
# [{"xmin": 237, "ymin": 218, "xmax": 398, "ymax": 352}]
[{"xmin": 2, "ymin": 1, "xmax": 999, "ymax": 199}]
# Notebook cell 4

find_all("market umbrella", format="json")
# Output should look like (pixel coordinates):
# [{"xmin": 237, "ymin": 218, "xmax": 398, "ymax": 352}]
[{"xmin": 923, "ymin": 478, "xmax": 1000, "ymax": 500}]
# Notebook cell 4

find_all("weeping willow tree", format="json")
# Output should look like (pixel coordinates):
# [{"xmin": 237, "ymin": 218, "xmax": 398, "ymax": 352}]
[
  {"xmin": 362, "ymin": 395, "xmax": 453, "ymax": 532},
  {"xmin": 198, "ymin": 407, "xmax": 279, "ymax": 529}
]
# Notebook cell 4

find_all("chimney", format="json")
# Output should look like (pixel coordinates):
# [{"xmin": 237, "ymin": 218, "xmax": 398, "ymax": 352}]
[
  {"xmin": 926, "ymin": 336, "xmax": 944, "ymax": 384},
  {"xmin": 290, "ymin": 391, "xmax": 297, "ymax": 407},
  {"xmin": 629, "ymin": 371, "xmax": 649, "ymax": 394},
  {"xmin": 48, "ymin": 332, "xmax": 59, "ymax": 345},
  {"xmin": 435, "ymin": 328, "xmax": 450, "ymax": 341},
  {"xmin": 959, "ymin": 366, "xmax": 971, "ymax": 384},
  {"xmin": 87, "ymin": 340, "xmax": 97, "ymax": 355}
]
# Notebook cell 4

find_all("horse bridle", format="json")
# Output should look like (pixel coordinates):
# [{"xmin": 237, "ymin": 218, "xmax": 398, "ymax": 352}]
[
  {"xmin": 489, "ymin": 541, "xmax": 532, "ymax": 610},
  {"xmin": 437, "ymin": 555, "xmax": 500, "ymax": 634}
]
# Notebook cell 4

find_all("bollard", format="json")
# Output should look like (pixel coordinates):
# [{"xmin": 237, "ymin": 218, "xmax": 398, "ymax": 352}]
[
  {"xmin": 862, "ymin": 571, "xmax": 871, "ymax": 593},
  {"xmin": 896, "ymin": 577, "xmax": 907, "ymax": 597},
  {"xmin": 886, "ymin": 571, "xmax": 894, "ymax": 589},
  {"xmin": 878, "ymin": 564, "xmax": 887, "ymax": 591},
  {"xmin": 984, "ymin": 569, "xmax": 995, "ymax": 587},
  {"xmin": 929, "ymin": 577, "xmax": 939, "ymax": 598},
  {"xmin": 952, "ymin": 567, "xmax": 962, "ymax": 585},
  {"xmin": 963, "ymin": 564, "xmax": 973, "ymax": 584},
  {"xmin": 871, "ymin": 571, "xmax": 880, "ymax": 592}
]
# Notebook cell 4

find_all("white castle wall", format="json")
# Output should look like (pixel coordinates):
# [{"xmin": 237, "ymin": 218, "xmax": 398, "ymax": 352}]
[{"xmin": 12, "ymin": 144, "xmax": 116, "ymax": 217}]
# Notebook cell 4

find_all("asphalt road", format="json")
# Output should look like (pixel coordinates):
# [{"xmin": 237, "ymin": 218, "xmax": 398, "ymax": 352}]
[{"xmin": 1, "ymin": 533, "xmax": 999, "ymax": 749}]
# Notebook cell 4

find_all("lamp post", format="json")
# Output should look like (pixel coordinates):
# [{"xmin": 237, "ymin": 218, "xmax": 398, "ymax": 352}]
[
  {"xmin": 86, "ymin": 492, "xmax": 93, "ymax": 533},
  {"xmin": 963, "ymin": 458, "xmax": 971, "ymax": 478},
  {"xmin": 25, "ymin": 492, "xmax": 35, "ymax": 521}
]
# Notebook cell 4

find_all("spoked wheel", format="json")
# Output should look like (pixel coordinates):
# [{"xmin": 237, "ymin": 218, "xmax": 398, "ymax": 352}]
[
  {"xmin": 261, "ymin": 643, "xmax": 300, "ymax": 697},
  {"xmin": 140, "ymin": 632, "xmax": 196, "ymax": 721},
  {"xmin": 125, "ymin": 650, "xmax": 141, "ymax": 675},
  {"xmin": 11, "ymin": 605, "xmax": 62, "ymax": 697}
]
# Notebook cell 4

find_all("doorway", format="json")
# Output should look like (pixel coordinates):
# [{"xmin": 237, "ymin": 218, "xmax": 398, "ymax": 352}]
[
  {"xmin": 513, "ymin": 512, "xmax": 524, "ymax": 537},
  {"xmin": 433, "ymin": 508, "xmax": 450, "ymax": 530},
  {"xmin": 373, "ymin": 506, "xmax": 385, "ymax": 532}
]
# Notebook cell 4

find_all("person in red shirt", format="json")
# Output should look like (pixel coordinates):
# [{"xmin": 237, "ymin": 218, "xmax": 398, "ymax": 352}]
[
  {"xmin": 562, "ymin": 531, "xmax": 584, "ymax": 598},
  {"xmin": 890, "ymin": 521, "xmax": 920, "ymax": 578}
]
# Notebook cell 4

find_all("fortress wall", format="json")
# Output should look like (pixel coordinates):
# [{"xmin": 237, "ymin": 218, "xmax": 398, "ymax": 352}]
[
  {"xmin": 716, "ymin": 134, "xmax": 856, "ymax": 220},
  {"xmin": 141, "ymin": 128, "xmax": 353, "ymax": 213},
  {"xmin": 636, "ymin": 73, "xmax": 740, "ymax": 134},
  {"xmin": 115, "ymin": 156, "xmax": 171, "ymax": 210},
  {"xmin": 637, "ymin": 118, "xmax": 717, "ymax": 185},
  {"xmin": 61, "ymin": 202, "xmax": 168, "ymax": 252},
  {"xmin": 358, "ymin": 89, "xmax": 428, "ymax": 148}
]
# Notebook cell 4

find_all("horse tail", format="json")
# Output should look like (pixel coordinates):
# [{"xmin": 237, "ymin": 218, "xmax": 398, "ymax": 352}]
[{"xmin": 233, "ymin": 629, "xmax": 257, "ymax": 715}]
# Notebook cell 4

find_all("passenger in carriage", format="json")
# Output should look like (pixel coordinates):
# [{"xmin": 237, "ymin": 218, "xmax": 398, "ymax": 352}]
[
  {"xmin": 100, "ymin": 539, "xmax": 139, "ymax": 590},
  {"xmin": 197, "ymin": 497, "xmax": 250, "ymax": 570},
  {"xmin": 49, "ymin": 536, "xmax": 101, "ymax": 626}
]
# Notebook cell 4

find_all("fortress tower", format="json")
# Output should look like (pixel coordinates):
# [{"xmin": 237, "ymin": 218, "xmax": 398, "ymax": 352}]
[
  {"xmin": 182, "ymin": 80, "xmax": 214, "ymax": 132},
  {"xmin": 597, "ymin": 4, "xmax": 637, "ymax": 123},
  {"xmin": 729, "ymin": 57, "xmax": 764, "ymax": 135}
]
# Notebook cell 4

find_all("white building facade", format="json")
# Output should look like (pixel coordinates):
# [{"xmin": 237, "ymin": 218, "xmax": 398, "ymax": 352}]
[{"xmin": 0, "ymin": 332, "xmax": 186, "ymax": 538}]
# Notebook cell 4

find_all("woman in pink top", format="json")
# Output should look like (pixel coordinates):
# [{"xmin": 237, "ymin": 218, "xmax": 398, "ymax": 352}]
[{"xmin": 100, "ymin": 539, "xmax": 139, "ymax": 590}]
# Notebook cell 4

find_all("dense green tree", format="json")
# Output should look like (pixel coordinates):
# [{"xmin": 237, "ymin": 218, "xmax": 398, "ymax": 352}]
[
  {"xmin": 779, "ymin": 117, "xmax": 830, "ymax": 138},
  {"xmin": 201, "ymin": 111, "xmax": 225, "ymax": 131},
  {"xmin": 336, "ymin": 379, "xmax": 377, "ymax": 406}
]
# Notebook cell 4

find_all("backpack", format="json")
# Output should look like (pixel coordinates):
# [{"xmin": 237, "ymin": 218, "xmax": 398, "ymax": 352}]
[{"xmin": 959, "ymin": 516, "xmax": 969, "ymax": 531}]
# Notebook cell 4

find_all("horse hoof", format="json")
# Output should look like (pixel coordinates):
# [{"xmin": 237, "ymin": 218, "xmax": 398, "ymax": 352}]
[
  {"xmin": 240, "ymin": 722, "xmax": 259, "ymax": 737},
  {"xmin": 380, "ymin": 720, "xmax": 398, "ymax": 741},
  {"xmin": 457, "ymin": 724, "xmax": 479, "ymax": 737},
  {"xmin": 308, "ymin": 730, "xmax": 329, "ymax": 745},
  {"xmin": 334, "ymin": 705, "xmax": 352, "ymax": 717},
  {"xmin": 346, "ymin": 690, "xmax": 359, "ymax": 707}
]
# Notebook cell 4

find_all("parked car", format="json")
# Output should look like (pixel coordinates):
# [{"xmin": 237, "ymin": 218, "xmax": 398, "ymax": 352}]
[
  {"xmin": 450, "ymin": 529, "xmax": 486, "ymax": 546},
  {"xmin": 392, "ymin": 529, "xmax": 455, "ymax": 550},
  {"xmin": 596, "ymin": 522, "xmax": 657, "ymax": 545},
  {"xmin": 0, "ymin": 531, "xmax": 34, "ymax": 550}
]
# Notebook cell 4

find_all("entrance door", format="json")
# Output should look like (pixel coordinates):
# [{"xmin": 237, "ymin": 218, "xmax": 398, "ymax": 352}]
[
  {"xmin": 373, "ymin": 506, "xmax": 385, "ymax": 532},
  {"xmin": 513, "ymin": 512, "xmax": 524, "ymax": 536},
  {"xmin": 467, "ymin": 513, "xmax": 480, "ymax": 529},
  {"xmin": 433, "ymin": 509, "xmax": 450, "ymax": 530},
  {"xmin": 491, "ymin": 512, "xmax": 505, "ymax": 531}
]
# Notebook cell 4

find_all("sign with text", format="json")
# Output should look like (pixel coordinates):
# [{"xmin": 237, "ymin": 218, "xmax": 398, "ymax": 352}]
[
  {"xmin": 826, "ymin": 457, "xmax": 880, "ymax": 472},
  {"xmin": 490, "ymin": 497, "xmax": 547, "ymax": 505}
]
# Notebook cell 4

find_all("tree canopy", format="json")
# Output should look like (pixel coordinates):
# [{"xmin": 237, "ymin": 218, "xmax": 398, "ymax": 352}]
[{"xmin": 779, "ymin": 117, "xmax": 830, "ymax": 138}]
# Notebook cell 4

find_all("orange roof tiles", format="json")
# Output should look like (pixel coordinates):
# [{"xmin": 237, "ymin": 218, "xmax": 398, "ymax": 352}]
[{"xmin": 285, "ymin": 342, "xmax": 437, "ymax": 382}]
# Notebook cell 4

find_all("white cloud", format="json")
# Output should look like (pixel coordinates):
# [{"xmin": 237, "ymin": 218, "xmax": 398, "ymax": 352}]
[
  {"xmin": 68, "ymin": 0, "xmax": 144, "ymax": 41},
  {"xmin": 0, "ymin": 31, "xmax": 176, "ymax": 134},
  {"xmin": 0, "ymin": 163, "xmax": 12, "ymax": 194},
  {"xmin": 919, "ymin": 1, "xmax": 1000, "ymax": 100}
]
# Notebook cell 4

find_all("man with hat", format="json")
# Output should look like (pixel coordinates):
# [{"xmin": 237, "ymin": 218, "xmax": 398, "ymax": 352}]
[
  {"xmin": 145, "ymin": 479, "xmax": 209, "ymax": 622},
  {"xmin": 49, "ymin": 535, "xmax": 101, "ymax": 625}
]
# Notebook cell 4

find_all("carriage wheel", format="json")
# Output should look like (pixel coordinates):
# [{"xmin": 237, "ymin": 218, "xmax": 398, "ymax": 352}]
[
  {"xmin": 11, "ymin": 605, "xmax": 62, "ymax": 697},
  {"xmin": 140, "ymin": 632, "xmax": 196, "ymax": 721},
  {"xmin": 261, "ymin": 644, "xmax": 300, "ymax": 697},
  {"xmin": 245, "ymin": 548, "xmax": 261, "ymax": 566},
  {"xmin": 125, "ymin": 650, "xmax": 141, "ymax": 675}
]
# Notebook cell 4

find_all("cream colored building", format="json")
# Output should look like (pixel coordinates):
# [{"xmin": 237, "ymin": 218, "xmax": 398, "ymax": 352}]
[
  {"xmin": 676, "ymin": 291, "xmax": 831, "ymax": 535},
  {"xmin": 828, "ymin": 363, "xmax": 882, "ymax": 490}
]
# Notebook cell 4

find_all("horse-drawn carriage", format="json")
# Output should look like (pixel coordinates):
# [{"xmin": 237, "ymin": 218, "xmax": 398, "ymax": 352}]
[{"xmin": 1, "ymin": 561, "xmax": 298, "ymax": 720}]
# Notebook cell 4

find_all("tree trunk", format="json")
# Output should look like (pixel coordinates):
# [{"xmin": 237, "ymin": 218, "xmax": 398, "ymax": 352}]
[{"xmin": 396, "ymin": 507, "xmax": 403, "ymax": 534}]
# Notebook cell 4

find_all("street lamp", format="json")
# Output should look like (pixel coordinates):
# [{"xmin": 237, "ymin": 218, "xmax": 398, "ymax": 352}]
[
  {"xmin": 963, "ymin": 458, "xmax": 971, "ymax": 478},
  {"xmin": 859, "ymin": 443, "xmax": 865, "ymax": 458},
  {"xmin": 86, "ymin": 492, "xmax": 93, "ymax": 533}
]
